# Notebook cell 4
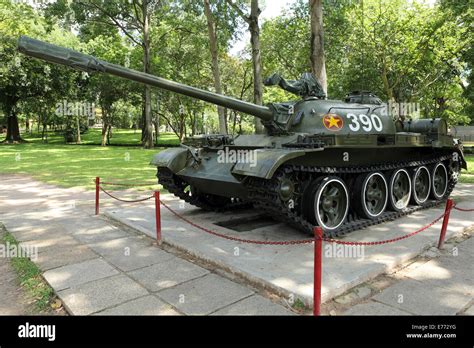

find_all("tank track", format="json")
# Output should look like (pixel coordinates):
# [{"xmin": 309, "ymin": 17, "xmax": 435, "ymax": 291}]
[
  {"xmin": 244, "ymin": 154, "xmax": 457, "ymax": 238},
  {"xmin": 157, "ymin": 168, "xmax": 250, "ymax": 211}
]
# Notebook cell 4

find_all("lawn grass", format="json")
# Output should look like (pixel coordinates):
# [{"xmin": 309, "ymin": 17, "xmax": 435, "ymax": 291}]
[
  {"xmin": 18, "ymin": 128, "xmax": 180, "ymax": 147},
  {"xmin": 0, "ymin": 225, "xmax": 55, "ymax": 312},
  {"xmin": 0, "ymin": 134, "xmax": 472, "ymax": 189},
  {"xmin": 0, "ymin": 142, "xmax": 161, "ymax": 190},
  {"xmin": 461, "ymin": 154, "xmax": 474, "ymax": 183}
]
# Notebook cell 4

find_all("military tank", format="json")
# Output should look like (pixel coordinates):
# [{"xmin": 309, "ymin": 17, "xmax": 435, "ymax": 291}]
[{"xmin": 18, "ymin": 36, "xmax": 467, "ymax": 237}]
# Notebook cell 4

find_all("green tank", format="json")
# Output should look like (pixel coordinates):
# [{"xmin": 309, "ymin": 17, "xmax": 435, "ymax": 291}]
[{"xmin": 18, "ymin": 36, "xmax": 467, "ymax": 237}]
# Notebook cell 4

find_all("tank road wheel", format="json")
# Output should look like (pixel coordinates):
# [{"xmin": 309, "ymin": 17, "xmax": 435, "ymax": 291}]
[
  {"xmin": 388, "ymin": 169, "xmax": 412, "ymax": 211},
  {"xmin": 354, "ymin": 172, "xmax": 388, "ymax": 219},
  {"xmin": 306, "ymin": 176, "xmax": 349, "ymax": 232},
  {"xmin": 411, "ymin": 166, "xmax": 431, "ymax": 205},
  {"xmin": 431, "ymin": 162, "xmax": 448, "ymax": 200}
]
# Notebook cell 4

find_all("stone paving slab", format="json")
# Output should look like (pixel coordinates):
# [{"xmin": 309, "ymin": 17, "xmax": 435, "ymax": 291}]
[
  {"xmin": 4, "ymin": 223, "xmax": 71, "ymax": 243},
  {"xmin": 19, "ymin": 234, "xmax": 80, "ymax": 251},
  {"xmin": 465, "ymin": 305, "xmax": 474, "ymax": 315},
  {"xmin": 34, "ymin": 244, "xmax": 98, "ymax": 271},
  {"xmin": 107, "ymin": 184, "xmax": 474, "ymax": 305},
  {"xmin": 402, "ymin": 258, "xmax": 473, "ymax": 295},
  {"xmin": 128, "ymin": 256, "xmax": 209, "ymax": 292},
  {"xmin": 157, "ymin": 274, "xmax": 254, "ymax": 315},
  {"xmin": 211, "ymin": 294, "xmax": 295, "ymax": 316},
  {"xmin": 344, "ymin": 301, "xmax": 413, "ymax": 315},
  {"xmin": 372, "ymin": 278, "xmax": 472, "ymax": 315},
  {"xmin": 90, "ymin": 236, "xmax": 176, "ymax": 272},
  {"xmin": 58, "ymin": 274, "xmax": 148, "ymax": 315},
  {"xmin": 94, "ymin": 295, "xmax": 180, "ymax": 316},
  {"xmin": 67, "ymin": 219, "xmax": 130, "ymax": 244},
  {"xmin": 44, "ymin": 258, "xmax": 120, "ymax": 291}
]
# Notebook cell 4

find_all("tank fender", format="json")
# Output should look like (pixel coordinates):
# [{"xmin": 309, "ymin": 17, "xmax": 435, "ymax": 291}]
[
  {"xmin": 232, "ymin": 148, "xmax": 322, "ymax": 179},
  {"xmin": 150, "ymin": 147, "xmax": 189, "ymax": 172}
]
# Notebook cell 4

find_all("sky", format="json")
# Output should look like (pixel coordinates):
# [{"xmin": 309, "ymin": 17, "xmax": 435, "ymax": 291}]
[{"xmin": 229, "ymin": 0, "xmax": 297, "ymax": 57}]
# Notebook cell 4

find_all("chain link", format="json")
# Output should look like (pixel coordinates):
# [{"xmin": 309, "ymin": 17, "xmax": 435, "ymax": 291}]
[
  {"xmin": 99, "ymin": 186, "xmax": 154, "ymax": 203},
  {"xmin": 453, "ymin": 206, "xmax": 474, "ymax": 212}
]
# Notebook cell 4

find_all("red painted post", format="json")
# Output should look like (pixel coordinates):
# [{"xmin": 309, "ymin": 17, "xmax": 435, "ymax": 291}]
[
  {"xmin": 438, "ymin": 198, "xmax": 454, "ymax": 249},
  {"xmin": 155, "ymin": 191, "xmax": 162, "ymax": 245},
  {"xmin": 95, "ymin": 177, "xmax": 100, "ymax": 215},
  {"xmin": 313, "ymin": 226, "xmax": 323, "ymax": 316}
]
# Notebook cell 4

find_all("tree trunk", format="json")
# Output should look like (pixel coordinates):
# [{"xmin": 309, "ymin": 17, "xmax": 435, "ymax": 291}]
[
  {"xmin": 204, "ymin": 0, "xmax": 227, "ymax": 135},
  {"xmin": 76, "ymin": 115, "xmax": 81, "ymax": 144},
  {"xmin": 249, "ymin": 0, "xmax": 264, "ymax": 133},
  {"xmin": 101, "ymin": 107, "xmax": 108, "ymax": 147},
  {"xmin": 106, "ymin": 124, "xmax": 112, "ymax": 145},
  {"xmin": 101, "ymin": 126, "xmax": 108, "ymax": 147},
  {"xmin": 310, "ymin": 0, "xmax": 327, "ymax": 96},
  {"xmin": 142, "ymin": 1, "xmax": 154, "ymax": 148},
  {"xmin": 5, "ymin": 112, "xmax": 22, "ymax": 143},
  {"xmin": 41, "ymin": 115, "xmax": 48, "ymax": 143}
]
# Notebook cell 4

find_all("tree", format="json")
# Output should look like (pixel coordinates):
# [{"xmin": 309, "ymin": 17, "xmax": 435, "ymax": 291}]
[
  {"xmin": 0, "ymin": 1, "xmax": 78, "ymax": 143},
  {"xmin": 204, "ymin": 0, "xmax": 228, "ymax": 134},
  {"xmin": 309, "ymin": 0, "xmax": 327, "ymax": 95},
  {"xmin": 85, "ymin": 35, "xmax": 132, "ymax": 146},
  {"xmin": 52, "ymin": 0, "xmax": 163, "ymax": 148},
  {"xmin": 226, "ymin": 0, "xmax": 264, "ymax": 133}
]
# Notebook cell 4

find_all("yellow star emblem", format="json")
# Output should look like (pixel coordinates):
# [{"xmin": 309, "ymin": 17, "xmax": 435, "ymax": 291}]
[
  {"xmin": 323, "ymin": 114, "xmax": 343, "ymax": 131},
  {"xmin": 327, "ymin": 116, "xmax": 340, "ymax": 128}
]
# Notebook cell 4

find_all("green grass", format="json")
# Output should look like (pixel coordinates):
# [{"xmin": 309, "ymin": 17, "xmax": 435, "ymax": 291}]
[
  {"xmin": 0, "ymin": 142, "xmax": 162, "ymax": 190},
  {"xmin": 0, "ymin": 132, "xmax": 472, "ymax": 189},
  {"xmin": 460, "ymin": 154, "xmax": 474, "ymax": 183},
  {"xmin": 18, "ymin": 128, "xmax": 180, "ymax": 147},
  {"xmin": 1, "ymin": 227, "xmax": 54, "ymax": 312}
]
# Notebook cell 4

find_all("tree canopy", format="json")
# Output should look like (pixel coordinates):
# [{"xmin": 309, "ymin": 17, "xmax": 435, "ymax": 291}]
[{"xmin": 0, "ymin": 0, "xmax": 472, "ymax": 144}]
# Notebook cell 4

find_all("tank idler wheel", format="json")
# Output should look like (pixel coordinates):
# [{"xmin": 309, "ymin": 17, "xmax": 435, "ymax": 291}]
[
  {"xmin": 388, "ymin": 169, "xmax": 412, "ymax": 211},
  {"xmin": 353, "ymin": 172, "xmax": 388, "ymax": 219},
  {"xmin": 305, "ymin": 176, "xmax": 349, "ymax": 232},
  {"xmin": 411, "ymin": 166, "xmax": 431, "ymax": 205},
  {"xmin": 430, "ymin": 162, "xmax": 448, "ymax": 200}
]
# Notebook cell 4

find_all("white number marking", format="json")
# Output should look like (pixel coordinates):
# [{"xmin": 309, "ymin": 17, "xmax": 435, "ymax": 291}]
[
  {"xmin": 347, "ymin": 113, "xmax": 360, "ymax": 131},
  {"xmin": 346, "ymin": 113, "xmax": 383, "ymax": 132}
]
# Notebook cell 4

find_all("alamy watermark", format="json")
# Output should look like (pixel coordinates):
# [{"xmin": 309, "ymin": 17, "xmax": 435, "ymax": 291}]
[
  {"xmin": 217, "ymin": 148, "xmax": 257, "ymax": 168},
  {"xmin": 0, "ymin": 242, "xmax": 38, "ymax": 261},
  {"xmin": 379, "ymin": 99, "xmax": 421, "ymax": 120},
  {"xmin": 325, "ymin": 243, "xmax": 365, "ymax": 259},
  {"xmin": 55, "ymin": 100, "xmax": 96, "ymax": 119}
]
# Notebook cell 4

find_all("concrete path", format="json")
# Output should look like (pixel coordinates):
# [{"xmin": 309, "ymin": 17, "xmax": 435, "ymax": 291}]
[
  {"xmin": 105, "ymin": 182, "xmax": 474, "ymax": 306},
  {"xmin": 344, "ymin": 235, "xmax": 474, "ymax": 315},
  {"xmin": 0, "ymin": 175, "xmax": 294, "ymax": 316}
]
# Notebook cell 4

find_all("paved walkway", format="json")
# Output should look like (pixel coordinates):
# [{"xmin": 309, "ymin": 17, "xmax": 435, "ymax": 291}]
[
  {"xmin": 343, "ymin": 235, "xmax": 474, "ymax": 315},
  {"xmin": 1, "ymin": 174, "xmax": 472, "ymax": 316},
  {"xmin": 0, "ymin": 175, "xmax": 294, "ymax": 315}
]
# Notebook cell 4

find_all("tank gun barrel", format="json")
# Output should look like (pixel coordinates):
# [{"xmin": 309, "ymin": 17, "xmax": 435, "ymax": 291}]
[{"xmin": 17, "ymin": 36, "xmax": 273, "ymax": 121}]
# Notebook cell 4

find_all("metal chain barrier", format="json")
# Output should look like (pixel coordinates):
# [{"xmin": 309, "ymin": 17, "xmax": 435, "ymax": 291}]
[
  {"xmin": 159, "ymin": 196, "xmax": 455, "ymax": 246},
  {"xmin": 453, "ymin": 206, "xmax": 474, "ymax": 212},
  {"xmin": 101, "ymin": 181, "xmax": 157, "ymax": 187},
  {"xmin": 159, "ymin": 199, "xmax": 314, "ymax": 245},
  {"xmin": 99, "ymin": 186, "xmax": 154, "ymax": 203},
  {"xmin": 94, "ymin": 177, "xmax": 466, "ymax": 317},
  {"xmin": 94, "ymin": 177, "xmax": 462, "ymax": 247},
  {"xmin": 322, "ymin": 209, "xmax": 450, "ymax": 246}
]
